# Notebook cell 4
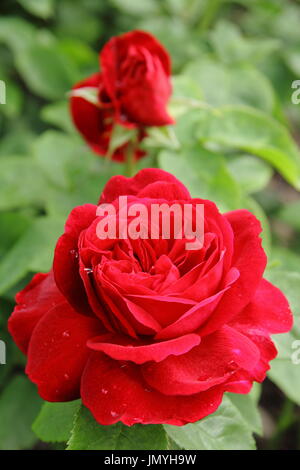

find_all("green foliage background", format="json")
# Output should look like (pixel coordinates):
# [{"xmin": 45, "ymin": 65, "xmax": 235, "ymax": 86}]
[{"xmin": 0, "ymin": 0, "xmax": 300, "ymax": 450}]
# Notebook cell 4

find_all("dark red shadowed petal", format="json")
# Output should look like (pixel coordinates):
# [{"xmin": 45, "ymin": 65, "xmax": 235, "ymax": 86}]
[
  {"xmin": 26, "ymin": 303, "xmax": 102, "ymax": 402},
  {"xmin": 8, "ymin": 271, "xmax": 64, "ymax": 354},
  {"xmin": 53, "ymin": 204, "xmax": 97, "ymax": 315},
  {"xmin": 199, "ymin": 210, "xmax": 267, "ymax": 336},
  {"xmin": 70, "ymin": 72, "xmax": 111, "ymax": 155}
]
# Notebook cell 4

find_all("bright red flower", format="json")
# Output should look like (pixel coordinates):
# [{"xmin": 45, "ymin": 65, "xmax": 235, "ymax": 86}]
[
  {"xmin": 70, "ymin": 31, "xmax": 173, "ymax": 161},
  {"xmin": 9, "ymin": 169, "xmax": 292, "ymax": 426}
]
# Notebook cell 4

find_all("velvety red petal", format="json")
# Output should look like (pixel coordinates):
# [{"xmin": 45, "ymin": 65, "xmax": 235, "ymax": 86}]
[
  {"xmin": 26, "ymin": 303, "xmax": 102, "ymax": 401},
  {"xmin": 87, "ymin": 332, "xmax": 200, "ymax": 364},
  {"xmin": 81, "ymin": 352, "xmax": 225, "ymax": 425},
  {"xmin": 231, "ymin": 278, "xmax": 293, "ymax": 334},
  {"xmin": 8, "ymin": 271, "xmax": 64, "ymax": 354},
  {"xmin": 143, "ymin": 325, "xmax": 260, "ymax": 395}
]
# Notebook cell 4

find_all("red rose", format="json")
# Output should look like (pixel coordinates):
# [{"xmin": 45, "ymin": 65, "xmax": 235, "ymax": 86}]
[
  {"xmin": 9, "ymin": 169, "xmax": 292, "ymax": 426},
  {"xmin": 70, "ymin": 31, "xmax": 173, "ymax": 161}
]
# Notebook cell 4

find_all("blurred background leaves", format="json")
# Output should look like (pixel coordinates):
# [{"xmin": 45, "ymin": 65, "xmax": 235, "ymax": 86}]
[{"xmin": 0, "ymin": 0, "xmax": 300, "ymax": 450}]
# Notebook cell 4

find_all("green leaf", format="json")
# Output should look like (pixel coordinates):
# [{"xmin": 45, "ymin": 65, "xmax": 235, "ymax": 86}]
[
  {"xmin": 110, "ymin": 0, "xmax": 160, "ymax": 16},
  {"xmin": 143, "ymin": 126, "xmax": 179, "ymax": 150},
  {"xmin": 278, "ymin": 200, "xmax": 300, "ymax": 232},
  {"xmin": 164, "ymin": 395, "xmax": 256, "ymax": 450},
  {"xmin": 195, "ymin": 105, "xmax": 300, "ymax": 189},
  {"xmin": 0, "ymin": 17, "xmax": 35, "ymax": 54},
  {"xmin": 159, "ymin": 146, "xmax": 242, "ymax": 212},
  {"xmin": 33, "ymin": 401, "xmax": 81, "ymax": 444},
  {"xmin": 0, "ymin": 211, "xmax": 32, "ymax": 259},
  {"xmin": 17, "ymin": 0, "xmax": 54, "ymax": 19},
  {"xmin": 228, "ymin": 155, "xmax": 273, "ymax": 194},
  {"xmin": 67, "ymin": 405, "xmax": 168, "ymax": 450},
  {"xmin": 0, "ymin": 375, "xmax": 42, "ymax": 450},
  {"xmin": 227, "ymin": 393, "xmax": 262, "ymax": 436},
  {"xmin": 0, "ymin": 216, "xmax": 65, "ymax": 295},
  {"xmin": 184, "ymin": 57, "xmax": 275, "ymax": 112},
  {"xmin": 33, "ymin": 131, "xmax": 80, "ymax": 189},
  {"xmin": 169, "ymin": 75, "xmax": 204, "ymax": 118},
  {"xmin": 32, "ymin": 131, "xmax": 121, "ymax": 218},
  {"xmin": 107, "ymin": 124, "xmax": 137, "ymax": 159},
  {"xmin": 15, "ymin": 36, "xmax": 78, "ymax": 100},
  {"xmin": 69, "ymin": 86, "xmax": 99, "ymax": 106},
  {"xmin": 0, "ymin": 156, "xmax": 49, "ymax": 210},
  {"xmin": 41, "ymin": 101, "xmax": 75, "ymax": 134},
  {"xmin": 271, "ymin": 246, "xmax": 300, "ymax": 273},
  {"xmin": 210, "ymin": 20, "xmax": 279, "ymax": 65},
  {"xmin": 266, "ymin": 271, "xmax": 300, "ymax": 405}
]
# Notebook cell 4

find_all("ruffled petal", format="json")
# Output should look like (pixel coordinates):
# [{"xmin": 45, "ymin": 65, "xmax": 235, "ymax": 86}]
[
  {"xmin": 87, "ymin": 332, "xmax": 200, "ymax": 364},
  {"xmin": 99, "ymin": 168, "xmax": 190, "ymax": 204},
  {"xmin": 200, "ymin": 210, "xmax": 267, "ymax": 335},
  {"xmin": 143, "ymin": 325, "xmax": 260, "ymax": 395}
]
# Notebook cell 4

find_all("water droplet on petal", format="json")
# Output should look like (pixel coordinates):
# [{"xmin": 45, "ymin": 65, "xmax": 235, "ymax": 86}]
[
  {"xmin": 70, "ymin": 249, "xmax": 79, "ymax": 259},
  {"xmin": 62, "ymin": 331, "xmax": 70, "ymax": 338},
  {"xmin": 101, "ymin": 388, "xmax": 108, "ymax": 395},
  {"xmin": 232, "ymin": 348, "xmax": 241, "ymax": 355},
  {"xmin": 84, "ymin": 268, "xmax": 93, "ymax": 274},
  {"xmin": 111, "ymin": 411, "xmax": 119, "ymax": 418}
]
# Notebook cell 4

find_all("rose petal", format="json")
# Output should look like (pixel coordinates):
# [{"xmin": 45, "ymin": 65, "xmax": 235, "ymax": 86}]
[
  {"xmin": 8, "ymin": 271, "xmax": 63, "ymax": 354},
  {"xmin": 26, "ymin": 303, "xmax": 102, "ymax": 401},
  {"xmin": 144, "ymin": 325, "xmax": 260, "ymax": 395},
  {"xmin": 87, "ymin": 332, "xmax": 201, "ymax": 364},
  {"xmin": 200, "ymin": 210, "xmax": 267, "ymax": 335},
  {"xmin": 81, "ymin": 352, "xmax": 225, "ymax": 425},
  {"xmin": 99, "ymin": 168, "xmax": 190, "ymax": 204},
  {"xmin": 53, "ymin": 204, "xmax": 97, "ymax": 315},
  {"xmin": 231, "ymin": 278, "xmax": 293, "ymax": 334}
]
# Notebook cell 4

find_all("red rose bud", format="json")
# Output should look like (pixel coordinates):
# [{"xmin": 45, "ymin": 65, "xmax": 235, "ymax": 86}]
[
  {"xmin": 8, "ymin": 169, "xmax": 293, "ymax": 426},
  {"xmin": 70, "ymin": 31, "xmax": 173, "ymax": 161}
]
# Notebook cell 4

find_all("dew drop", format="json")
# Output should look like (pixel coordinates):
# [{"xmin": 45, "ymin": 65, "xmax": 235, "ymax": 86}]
[
  {"xmin": 84, "ymin": 268, "xmax": 93, "ymax": 274},
  {"xmin": 70, "ymin": 249, "xmax": 79, "ymax": 259},
  {"xmin": 64, "ymin": 373, "xmax": 70, "ymax": 380},
  {"xmin": 232, "ymin": 348, "xmax": 241, "ymax": 355},
  {"xmin": 62, "ymin": 331, "xmax": 70, "ymax": 338},
  {"xmin": 101, "ymin": 388, "xmax": 108, "ymax": 395},
  {"xmin": 111, "ymin": 411, "xmax": 119, "ymax": 418}
]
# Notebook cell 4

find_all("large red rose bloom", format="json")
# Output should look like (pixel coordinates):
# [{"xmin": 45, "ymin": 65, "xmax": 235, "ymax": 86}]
[{"xmin": 8, "ymin": 169, "xmax": 293, "ymax": 426}]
